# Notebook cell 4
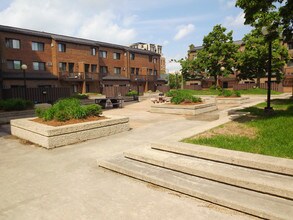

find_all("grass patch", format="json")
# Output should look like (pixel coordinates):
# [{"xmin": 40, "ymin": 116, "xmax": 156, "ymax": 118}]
[
  {"xmin": 167, "ymin": 88, "xmax": 282, "ymax": 96},
  {"xmin": 238, "ymin": 88, "xmax": 282, "ymax": 95},
  {"xmin": 184, "ymin": 99, "xmax": 293, "ymax": 159}
]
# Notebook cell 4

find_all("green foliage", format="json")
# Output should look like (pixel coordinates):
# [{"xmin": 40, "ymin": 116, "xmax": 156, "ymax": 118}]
[
  {"xmin": 236, "ymin": 0, "xmax": 292, "ymax": 41},
  {"xmin": 168, "ymin": 73, "xmax": 182, "ymax": 89},
  {"xmin": 178, "ymin": 58, "xmax": 201, "ymax": 81},
  {"xmin": 71, "ymin": 93, "xmax": 89, "ymax": 99},
  {"xmin": 0, "ymin": 98, "xmax": 34, "ymax": 111},
  {"xmin": 184, "ymin": 99, "xmax": 293, "ymax": 159},
  {"xmin": 126, "ymin": 90, "xmax": 138, "ymax": 96},
  {"xmin": 236, "ymin": 23, "xmax": 289, "ymax": 86},
  {"xmin": 35, "ymin": 98, "xmax": 102, "ymax": 122},
  {"xmin": 218, "ymin": 89, "xmax": 241, "ymax": 97},
  {"xmin": 167, "ymin": 90, "xmax": 202, "ymax": 104},
  {"xmin": 83, "ymin": 104, "xmax": 102, "ymax": 116},
  {"xmin": 194, "ymin": 25, "xmax": 239, "ymax": 86}
]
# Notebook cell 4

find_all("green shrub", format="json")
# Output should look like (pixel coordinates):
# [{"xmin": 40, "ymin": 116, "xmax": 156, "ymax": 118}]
[
  {"xmin": 84, "ymin": 104, "xmax": 102, "ymax": 116},
  {"xmin": 35, "ymin": 98, "xmax": 102, "ymax": 122},
  {"xmin": 0, "ymin": 98, "xmax": 34, "ymax": 111},
  {"xmin": 71, "ymin": 93, "xmax": 89, "ymax": 99},
  {"xmin": 209, "ymin": 85, "xmax": 221, "ymax": 90},
  {"xmin": 168, "ymin": 90, "xmax": 202, "ymax": 104},
  {"xmin": 218, "ymin": 89, "xmax": 241, "ymax": 97},
  {"xmin": 126, "ymin": 90, "xmax": 138, "ymax": 96}
]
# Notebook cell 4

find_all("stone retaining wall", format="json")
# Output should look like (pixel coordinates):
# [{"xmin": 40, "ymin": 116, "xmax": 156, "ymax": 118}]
[
  {"xmin": 150, "ymin": 103, "xmax": 218, "ymax": 115},
  {"xmin": 11, "ymin": 116, "xmax": 129, "ymax": 149}
]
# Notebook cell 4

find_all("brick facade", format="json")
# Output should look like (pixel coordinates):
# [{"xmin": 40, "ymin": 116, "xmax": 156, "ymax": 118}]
[{"xmin": 0, "ymin": 25, "xmax": 164, "ymax": 95}]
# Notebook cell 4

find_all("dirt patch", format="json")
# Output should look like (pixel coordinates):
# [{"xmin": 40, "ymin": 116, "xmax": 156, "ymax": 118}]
[
  {"xmin": 31, "ymin": 116, "xmax": 108, "ymax": 127},
  {"xmin": 195, "ymin": 121, "xmax": 257, "ymax": 139}
]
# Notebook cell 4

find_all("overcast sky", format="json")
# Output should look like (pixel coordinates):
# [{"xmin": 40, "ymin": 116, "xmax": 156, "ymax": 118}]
[{"xmin": 0, "ymin": 0, "xmax": 252, "ymax": 72}]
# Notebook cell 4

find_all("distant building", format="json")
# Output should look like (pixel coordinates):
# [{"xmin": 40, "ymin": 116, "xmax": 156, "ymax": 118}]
[{"xmin": 130, "ymin": 42, "xmax": 166, "ymax": 74}]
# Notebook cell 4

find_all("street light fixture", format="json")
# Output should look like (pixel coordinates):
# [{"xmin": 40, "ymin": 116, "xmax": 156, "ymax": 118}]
[
  {"xmin": 21, "ymin": 64, "xmax": 28, "ymax": 100},
  {"xmin": 261, "ymin": 26, "xmax": 274, "ymax": 113}
]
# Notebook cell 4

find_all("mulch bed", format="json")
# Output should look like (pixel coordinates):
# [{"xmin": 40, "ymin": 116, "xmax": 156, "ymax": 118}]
[{"xmin": 31, "ymin": 116, "xmax": 107, "ymax": 127}]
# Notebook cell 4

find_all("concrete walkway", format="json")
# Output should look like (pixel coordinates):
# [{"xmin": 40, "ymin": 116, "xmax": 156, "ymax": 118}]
[{"xmin": 0, "ymin": 96, "xmax": 280, "ymax": 220}]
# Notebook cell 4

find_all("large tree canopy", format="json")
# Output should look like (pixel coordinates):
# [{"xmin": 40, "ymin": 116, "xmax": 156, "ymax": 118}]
[
  {"xmin": 236, "ymin": 28, "xmax": 289, "ymax": 86},
  {"xmin": 236, "ymin": 0, "xmax": 293, "ymax": 41},
  {"xmin": 194, "ymin": 25, "xmax": 239, "ymax": 86}
]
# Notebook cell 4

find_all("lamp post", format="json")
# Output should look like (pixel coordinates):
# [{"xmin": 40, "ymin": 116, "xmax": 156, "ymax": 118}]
[
  {"xmin": 219, "ymin": 66, "xmax": 225, "ymax": 88},
  {"xmin": 261, "ymin": 26, "xmax": 273, "ymax": 112},
  {"xmin": 21, "ymin": 64, "xmax": 28, "ymax": 100},
  {"xmin": 135, "ymin": 77, "xmax": 139, "ymax": 101}
]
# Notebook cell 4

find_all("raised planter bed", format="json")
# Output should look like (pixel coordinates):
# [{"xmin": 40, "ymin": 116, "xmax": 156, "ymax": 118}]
[
  {"xmin": 216, "ymin": 97, "xmax": 249, "ymax": 104},
  {"xmin": 11, "ymin": 115, "xmax": 129, "ymax": 149},
  {"xmin": 150, "ymin": 102, "xmax": 218, "ymax": 115}
]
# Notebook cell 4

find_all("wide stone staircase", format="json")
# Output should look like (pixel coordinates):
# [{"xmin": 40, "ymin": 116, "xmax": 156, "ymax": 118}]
[{"xmin": 98, "ymin": 142, "xmax": 293, "ymax": 219}]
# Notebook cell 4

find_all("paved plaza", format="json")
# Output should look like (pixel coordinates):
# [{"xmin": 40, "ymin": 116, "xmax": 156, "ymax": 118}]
[{"xmin": 0, "ymin": 97, "xmax": 277, "ymax": 220}]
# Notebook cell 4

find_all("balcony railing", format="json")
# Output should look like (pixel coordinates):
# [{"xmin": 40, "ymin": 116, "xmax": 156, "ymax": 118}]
[
  {"xmin": 59, "ymin": 72, "xmax": 99, "ymax": 81},
  {"xmin": 130, "ymin": 74, "xmax": 158, "ymax": 81}
]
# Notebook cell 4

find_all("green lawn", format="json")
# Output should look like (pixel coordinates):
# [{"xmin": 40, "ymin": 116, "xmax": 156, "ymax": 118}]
[
  {"xmin": 172, "ymin": 88, "xmax": 282, "ymax": 96},
  {"xmin": 183, "ymin": 99, "xmax": 293, "ymax": 159}
]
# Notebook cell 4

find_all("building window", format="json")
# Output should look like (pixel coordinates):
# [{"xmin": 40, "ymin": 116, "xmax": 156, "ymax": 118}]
[
  {"xmin": 84, "ymin": 64, "xmax": 90, "ymax": 73},
  {"xmin": 59, "ymin": 62, "xmax": 67, "ymax": 71},
  {"xmin": 154, "ymin": 70, "xmax": 157, "ymax": 75},
  {"xmin": 99, "ymin": 50, "xmax": 107, "ymax": 58},
  {"xmin": 91, "ymin": 64, "xmax": 97, "ymax": 73},
  {"xmin": 5, "ymin": 38, "xmax": 20, "ymax": 49},
  {"xmin": 32, "ymin": 42, "xmax": 44, "ymax": 51},
  {"xmin": 7, "ymin": 60, "xmax": 21, "ymax": 70},
  {"xmin": 153, "ymin": 58, "xmax": 158, "ymax": 63},
  {"xmin": 136, "ymin": 68, "xmax": 139, "ymax": 75},
  {"xmin": 91, "ymin": 48, "xmax": 96, "ymax": 56},
  {"xmin": 288, "ymin": 43, "xmax": 293, "ymax": 50},
  {"xmin": 33, "ymin": 62, "xmax": 45, "ymax": 71},
  {"xmin": 69, "ymin": 63, "xmax": 74, "ymax": 73},
  {"xmin": 114, "ymin": 67, "xmax": 121, "ymax": 74},
  {"xmin": 148, "ymin": 69, "xmax": 153, "ymax": 75},
  {"xmin": 100, "ymin": 66, "xmax": 108, "ymax": 74},
  {"xmin": 130, "ymin": 53, "xmax": 135, "ymax": 60},
  {"xmin": 130, "ymin": 67, "xmax": 135, "ymax": 75},
  {"xmin": 288, "ymin": 59, "xmax": 293, "ymax": 67},
  {"xmin": 113, "ymin": 52, "xmax": 121, "ymax": 60},
  {"xmin": 149, "ymin": 56, "xmax": 152, "ymax": 62},
  {"xmin": 58, "ymin": 43, "xmax": 66, "ymax": 52}
]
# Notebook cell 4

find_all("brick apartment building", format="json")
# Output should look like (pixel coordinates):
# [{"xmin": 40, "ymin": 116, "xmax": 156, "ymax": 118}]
[
  {"xmin": 0, "ymin": 25, "xmax": 166, "ymax": 96},
  {"xmin": 187, "ymin": 40, "xmax": 293, "ymax": 90}
]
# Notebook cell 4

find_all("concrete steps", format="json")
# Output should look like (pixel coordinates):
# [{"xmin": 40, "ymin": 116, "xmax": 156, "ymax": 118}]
[{"xmin": 98, "ymin": 143, "xmax": 293, "ymax": 219}]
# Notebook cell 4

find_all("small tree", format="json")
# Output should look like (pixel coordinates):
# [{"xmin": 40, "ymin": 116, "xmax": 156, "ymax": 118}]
[
  {"xmin": 194, "ymin": 25, "xmax": 239, "ymax": 87},
  {"xmin": 168, "ymin": 73, "xmax": 182, "ymax": 89},
  {"xmin": 236, "ymin": 28, "xmax": 288, "ymax": 86},
  {"xmin": 236, "ymin": 12, "xmax": 289, "ymax": 86}
]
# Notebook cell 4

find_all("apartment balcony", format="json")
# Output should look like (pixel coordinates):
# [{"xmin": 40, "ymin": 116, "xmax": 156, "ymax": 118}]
[{"xmin": 59, "ymin": 72, "xmax": 99, "ymax": 81}]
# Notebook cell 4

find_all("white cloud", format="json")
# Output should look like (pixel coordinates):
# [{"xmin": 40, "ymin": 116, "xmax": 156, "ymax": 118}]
[
  {"xmin": 219, "ymin": 0, "xmax": 236, "ymax": 9},
  {"xmin": 0, "ymin": 0, "xmax": 137, "ymax": 44},
  {"xmin": 77, "ymin": 11, "xmax": 137, "ymax": 44},
  {"xmin": 174, "ymin": 24, "xmax": 195, "ymax": 41},
  {"xmin": 224, "ymin": 12, "xmax": 245, "ymax": 28}
]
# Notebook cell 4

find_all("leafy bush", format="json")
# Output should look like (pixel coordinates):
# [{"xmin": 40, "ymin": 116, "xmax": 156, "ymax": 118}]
[
  {"xmin": 35, "ymin": 98, "xmax": 102, "ymax": 121},
  {"xmin": 209, "ymin": 85, "xmax": 221, "ymax": 90},
  {"xmin": 71, "ymin": 93, "xmax": 89, "ymax": 99},
  {"xmin": 126, "ymin": 90, "xmax": 138, "ymax": 96},
  {"xmin": 167, "ymin": 90, "xmax": 202, "ymax": 104},
  {"xmin": 0, "ymin": 98, "xmax": 34, "ymax": 111},
  {"xmin": 218, "ymin": 89, "xmax": 241, "ymax": 97}
]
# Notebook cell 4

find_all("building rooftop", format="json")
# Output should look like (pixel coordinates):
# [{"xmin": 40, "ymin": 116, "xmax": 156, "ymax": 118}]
[{"xmin": 0, "ymin": 24, "xmax": 160, "ymax": 56}]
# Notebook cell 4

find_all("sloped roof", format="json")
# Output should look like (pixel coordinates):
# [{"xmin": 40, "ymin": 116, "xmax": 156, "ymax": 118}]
[{"xmin": 0, "ymin": 24, "xmax": 160, "ymax": 56}]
